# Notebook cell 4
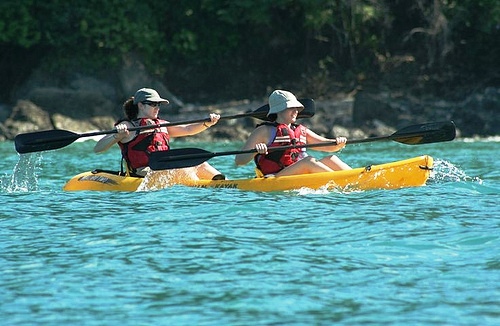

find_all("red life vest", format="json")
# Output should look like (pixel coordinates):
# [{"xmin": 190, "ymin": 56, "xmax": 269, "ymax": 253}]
[
  {"xmin": 118, "ymin": 118, "xmax": 170, "ymax": 170},
  {"xmin": 255, "ymin": 122, "xmax": 307, "ymax": 174}
]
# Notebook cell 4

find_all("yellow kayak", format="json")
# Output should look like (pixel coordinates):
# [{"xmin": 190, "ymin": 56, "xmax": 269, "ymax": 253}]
[{"xmin": 63, "ymin": 155, "xmax": 433, "ymax": 192}]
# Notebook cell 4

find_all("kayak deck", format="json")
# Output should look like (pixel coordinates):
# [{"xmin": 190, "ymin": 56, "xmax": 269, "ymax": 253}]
[{"xmin": 63, "ymin": 155, "xmax": 433, "ymax": 192}]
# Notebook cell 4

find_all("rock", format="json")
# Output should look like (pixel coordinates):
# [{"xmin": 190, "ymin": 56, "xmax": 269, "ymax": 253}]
[
  {"xmin": 331, "ymin": 125, "xmax": 350, "ymax": 137},
  {"xmin": 27, "ymin": 87, "xmax": 119, "ymax": 120},
  {"xmin": 2, "ymin": 100, "xmax": 53, "ymax": 139},
  {"xmin": 453, "ymin": 87, "xmax": 500, "ymax": 136},
  {"xmin": 353, "ymin": 92, "xmax": 400, "ymax": 127},
  {"xmin": 307, "ymin": 99, "xmax": 354, "ymax": 137},
  {"xmin": 119, "ymin": 53, "xmax": 184, "ymax": 111},
  {"xmin": 0, "ymin": 104, "xmax": 9, "ymax": 122},
  {"xmin": 1, "ymin": 58, "xmax": 498, "ymax": 142},
  {"xmin": 89, "ymin": 116, "xmax": 119, "ymax": 131},
  {"xmin": 52, "ymin": 113, "xmax": 106, "ymax": 134},
  {"xmin": 350, "ymin": 87, "xmax": 500, "ymax": 137}
]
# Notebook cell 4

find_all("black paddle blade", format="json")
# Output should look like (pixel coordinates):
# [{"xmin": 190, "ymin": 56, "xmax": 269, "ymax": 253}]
[
  {"xmin": 391, "ymin": 121, "xmax": 456, "ymax": 145},
  {"xmin": 253, "ymin": 98, "xmax": 315, "ymax": 121},
  {"xmin": 149, "ymin": 148, "xmax": 215, "ymax": 170},
  {"xmin": 297, "ymin": 98, "xmax": 315, "ymax": 119},
  {"xmin": 15, "ymin": 129, "xmax": 80, "ymax": 153}
]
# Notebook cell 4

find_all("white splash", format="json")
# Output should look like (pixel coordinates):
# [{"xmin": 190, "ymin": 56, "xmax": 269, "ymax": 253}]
[
  {"xmin": 430, "ymin": 158, "xmax": 483, "ymax": 184},
  {"xmin": 1, "ymin": 153, "xmax": 43, "ymax": 192},
  {"xmin": 136, "ymin": 166, "xmax": 200, "ymax": 191}
]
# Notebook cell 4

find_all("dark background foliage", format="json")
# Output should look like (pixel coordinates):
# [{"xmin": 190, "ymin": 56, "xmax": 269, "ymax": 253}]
[{"xmin": 1, "ymin": 0, "xmax": 498, "ymax": 104}]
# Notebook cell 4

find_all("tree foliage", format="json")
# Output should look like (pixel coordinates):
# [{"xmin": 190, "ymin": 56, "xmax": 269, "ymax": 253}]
[{"xmin": 0, "ymin": 0, "xmax": 498, "ymax": 101}]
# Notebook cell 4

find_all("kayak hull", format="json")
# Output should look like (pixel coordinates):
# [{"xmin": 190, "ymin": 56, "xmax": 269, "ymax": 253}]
[
  {"xmin": 188, "ymin": 155, "xmax": 434, "ymax": 192},
  {"xmin": 63, "ymin": 155, "xmax": 433, "ymax": 192},
  {"xmin": 63, "ymin": 170, "xmax": 143, "ymax": 192}
]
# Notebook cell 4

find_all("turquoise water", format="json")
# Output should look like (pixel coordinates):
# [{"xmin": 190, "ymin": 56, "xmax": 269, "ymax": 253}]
[{"xmin": 1, "ymin": 138, "xmax": 499, "ymax": 325}]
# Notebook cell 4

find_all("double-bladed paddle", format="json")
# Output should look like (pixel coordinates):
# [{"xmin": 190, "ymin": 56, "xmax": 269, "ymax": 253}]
[
  {"xmin": 14, "ymin": 99, "xmax": 315, "ymax": 154},
  {"xmin": 149, "ymin": 121, "xmax": 456, "ymax": 170}
]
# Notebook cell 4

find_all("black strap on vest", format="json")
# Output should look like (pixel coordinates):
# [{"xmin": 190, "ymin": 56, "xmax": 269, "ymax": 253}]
[
  {"xmin": 254, "ymin": 122, "xmax": 300, "ymax": 170},
  {"xmin": 113, "ymin": 118, "xmax": 141, "ymax": 175}
]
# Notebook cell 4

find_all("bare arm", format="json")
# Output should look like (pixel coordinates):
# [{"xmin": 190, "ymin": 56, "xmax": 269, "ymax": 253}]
[
  {"xmin": 305, "ymin": 129, "xmax": 347, "ymax": 152},
  {"xmin": 168, "ymin": 113, "xmax": 220, "ymax": 138},
  {"xmin": 93, "ymin": 134, "xmax": 117, "ymax": 153},
  {"xmin": 234, "ymin": 126, "xmax": 271, "ymax": 166},
  {"xmin": 93, "ymin": 121, "xmax": 134, "ymax": 153}
]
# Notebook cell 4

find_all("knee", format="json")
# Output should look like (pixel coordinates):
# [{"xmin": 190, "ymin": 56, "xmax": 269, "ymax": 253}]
[
  {"xmin": 303, "ymin": 156, "xmax": 318, "ymax": 163},
  {"xmin": 200, "ymin": 162, "xmax": 212, "ymax": 169}
]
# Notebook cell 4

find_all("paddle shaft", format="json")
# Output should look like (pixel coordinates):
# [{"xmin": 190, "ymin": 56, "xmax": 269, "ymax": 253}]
[
  {"xmin": 149, "ymin": 141, "xmax": 357, "ymax": 170},
  {"xmin": 148, "ymin": 121, "xmax": 456, "ymax": 170},
  {"xmin": 27, "ymin": 111, "xmax": 260, "ymax": 144},
  {"xmin": 82, "ymin": 98, "xmax": 314, "ymax": 136},
  {"xmin": 15, "ymin": 99, "xmax": 315, "ymax": 153},
  {"xmin": 174, "ymin": 135, "xmax": 411, "ymax": 159},
  {"xmin": 153, "ymin": 141, "xmax": 361, "ymax": 164}
]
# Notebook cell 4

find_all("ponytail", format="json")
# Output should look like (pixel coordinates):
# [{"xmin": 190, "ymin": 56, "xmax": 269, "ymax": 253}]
[{"xmin": 123, "ymin": 97, "xmax": 138, "ymax": 120}]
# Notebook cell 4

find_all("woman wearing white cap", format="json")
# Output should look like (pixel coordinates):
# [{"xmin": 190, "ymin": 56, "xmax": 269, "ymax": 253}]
[
  {"xmin": 235, "ymin": 90, "xmax": 351, "ymax": 176},
  {"xmin": 94, "ymin": 88, "xmax": 225, "ymax": 180}
]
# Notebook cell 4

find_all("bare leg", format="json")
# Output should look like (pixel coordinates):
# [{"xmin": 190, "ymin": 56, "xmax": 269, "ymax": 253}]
[
  {"xmin": 319, "ymin": 155, "xmax": 352, "ymax": 170},
  {"xmin": 276, "ymin": 156, "xmax": 333, "ymax": 177},
  {"xmin": 195, "ymin": 162, "xmax": 224, "ymax": 180}
]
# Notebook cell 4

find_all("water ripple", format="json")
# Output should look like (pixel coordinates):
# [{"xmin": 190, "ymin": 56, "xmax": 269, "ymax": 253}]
[{"xmin": 1, "ymin": 141, "xmax": 499, "ymax": 325}]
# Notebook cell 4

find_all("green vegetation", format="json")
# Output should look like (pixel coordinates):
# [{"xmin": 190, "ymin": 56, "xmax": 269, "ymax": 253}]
[{"xmin": 1, "ymin": 0, "xmax": 498, "ymax": 102}]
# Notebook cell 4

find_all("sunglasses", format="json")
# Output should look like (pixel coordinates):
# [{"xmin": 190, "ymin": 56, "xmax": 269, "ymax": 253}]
[{"xmin": 142, "ymin": 101, "xmax": 161, "ymax": 108}]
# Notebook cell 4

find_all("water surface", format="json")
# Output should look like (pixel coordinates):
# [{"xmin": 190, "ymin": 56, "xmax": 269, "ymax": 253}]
[{"xmin": 1, "ymin": 138, "xmax": 499, "ymax": 325}]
